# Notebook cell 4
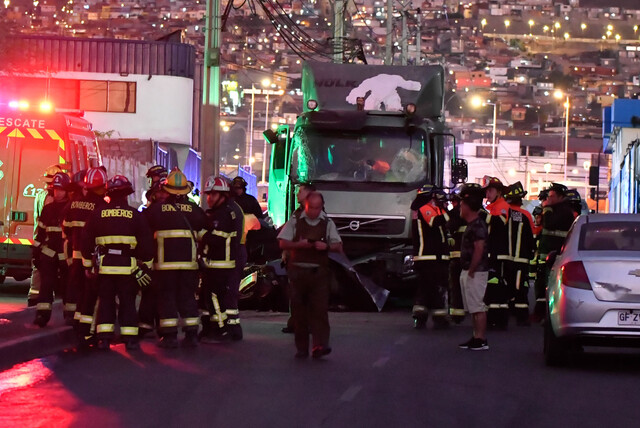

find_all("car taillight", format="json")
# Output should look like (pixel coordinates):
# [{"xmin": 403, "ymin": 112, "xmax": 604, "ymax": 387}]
[{"xmin": 561, "ymin": 261, "xmax": 591, "ymax": 290}]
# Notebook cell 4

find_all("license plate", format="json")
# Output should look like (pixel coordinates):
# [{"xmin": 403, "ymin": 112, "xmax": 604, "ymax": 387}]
[{"xmin": 618, "ymin": 311, "xmax": 640, "ymax": 325}]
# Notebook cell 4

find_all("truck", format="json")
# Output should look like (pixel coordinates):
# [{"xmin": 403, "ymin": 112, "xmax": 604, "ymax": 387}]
[
  {"xmin": 264, "ymin": 61, "xmax": 466, "ymax": 302},
  {"xmin": 0, "ymin": 102, "xmax": 101, "ymax": 283}
]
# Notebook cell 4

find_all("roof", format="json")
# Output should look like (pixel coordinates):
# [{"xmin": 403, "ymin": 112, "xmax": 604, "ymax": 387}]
[{"xmin": 518, "ymin": 136, "xmax": 604, "ymax": 153}]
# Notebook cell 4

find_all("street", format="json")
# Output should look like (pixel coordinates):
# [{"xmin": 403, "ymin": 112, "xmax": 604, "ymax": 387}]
[{"xmin": 1, "ymin": 287, "xmax": 640, "ymax": 427}]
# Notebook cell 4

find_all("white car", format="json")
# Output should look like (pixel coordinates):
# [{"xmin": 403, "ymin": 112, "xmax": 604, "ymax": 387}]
[{"xmin": 544, "ymin": 214, "xmax": 640, "ymax": 365}]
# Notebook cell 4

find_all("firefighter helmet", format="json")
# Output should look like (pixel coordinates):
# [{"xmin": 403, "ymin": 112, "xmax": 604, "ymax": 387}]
[
  {"xmin": 548, "ymin": 182, "xmax": 568, "ymax": 196},
  {"xmin": 203, "ymin": 175, "xmax": 230, "ymax": 193},
  {"xmin": 481, "ymin": 175, "xmax": 506, "ymax": 192},
  {"xmin": 43, "ymin": 165, "xmax": 63, "ymax": 183},
  {"xmin": 51, "ymin": 172, "xmax": 71, "ymax": 190},
  {"xmin": 106, "ymin": 175, "xmax": 134, "ymax": 196},
  {"xmin": 460, "ymin": 183, "xmax": 485, "ymax": 201},
  {"xmin": 505, "ymin": 181, "xmax": 527, "ymax": 200},
  {"xmin": 532, "ymin": 206, "xmax": 543, "ymax": 217},
  {"xmin": 163, "ymin": 168, "xmax": 190, "ymax": 195},
  {"xmin": 538, "ymin": 189, "xmax": 549, "ymax": 201},
  {"xmin": 417, "ymin": 184, "xmax": 435, "ymax": 195},
  {"xmin": 146, "ymin": 165, "xmax": 168, "ymax": 188},
  {"xmin": 231, "ymin": 176, "xmax": 248, "ymax": 189},
  {"xmin": 84, "ymin": 167, "xmax": 108, "ymax": 189}
]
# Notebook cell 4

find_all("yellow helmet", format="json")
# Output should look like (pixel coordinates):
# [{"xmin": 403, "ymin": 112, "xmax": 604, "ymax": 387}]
[
  {"xmin": 162, "ymin": 167, "xmax": 190, "ymax": 195},
  {"xmin": 43, "ymin": 164, "xmax": 63, "ymax": 183}
]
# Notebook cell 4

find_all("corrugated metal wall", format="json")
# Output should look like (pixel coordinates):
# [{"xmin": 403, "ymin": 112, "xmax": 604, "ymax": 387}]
[{"xmin": 12, "ymin": 36, "xmax": 195, "ymax": 79}]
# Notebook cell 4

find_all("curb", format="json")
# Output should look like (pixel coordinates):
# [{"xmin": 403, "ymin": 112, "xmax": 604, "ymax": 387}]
[{"xmin": 0, "ymin": 325, "xmax": 76, "ymax": 371}]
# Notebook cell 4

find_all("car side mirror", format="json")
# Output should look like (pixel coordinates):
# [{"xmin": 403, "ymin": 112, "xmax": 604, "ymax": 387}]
[{"xmin": 546, "ymin": 250, "xmax": 558, "ymax": 266}]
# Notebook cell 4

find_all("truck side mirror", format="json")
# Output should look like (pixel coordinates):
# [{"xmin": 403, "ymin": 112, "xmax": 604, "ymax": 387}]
[
  {"xmin": 451, "ymin": 158, "xmax": 468, "ymax": 184},
  {"xmin": 263, "ymin": 129, "xmax": 279, "ymax": 145}
]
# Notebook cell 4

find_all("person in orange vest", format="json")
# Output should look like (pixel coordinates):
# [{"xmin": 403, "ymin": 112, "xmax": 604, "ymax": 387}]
[
  {"xmin": 503, "ymin": 182, "xmax": 536, "ymax": 326},
  {"xmin": 410, "ymin": 184, "xmax": 450, "ymax": 329},
  {"xmin": 482, "ymin": 176, "xmax": 511, "ymax": 330}
]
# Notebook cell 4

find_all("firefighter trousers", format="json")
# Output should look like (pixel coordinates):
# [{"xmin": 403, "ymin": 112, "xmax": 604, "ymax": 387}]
[
  {"xmin": 138, "ymin": 281, "xmax": 158, "ymax": 333},
  {"xmin": 289, "ymin": 265, "xmax": 330, "ymax": 353},
  {"xmin": 35, "ymin": 255, "xmax": 67, "ymax": 324},
  {"xmin": 200, "ymin": 268, "xmax": 235, "ymax": 336},
  {"xmin": 534, "ymin": 259, "xmax": 548, "ymax": 319},
  {"xmin": 156, "ymin": 270, "xmax": 200, "ymax": 336},
  {"xmin": 413, "ymin": 261, "xmax": 449, "ymax": 321},
  {"xmin": 65, "ymin": 259, "xmax": 85, "ymax": 322},
  {"xmin": 77, "ymin": 275, "xmax": 99, "ymax": 339},
  {"xmin": 484, "ymin": 260, "xmax": 509, "ymax": 328},
  {"xmin": 504, "ymin": 261, "xmax": 530, "ymax": 324},
  {"xmin": 96, "ymin": 274, "xmax": 139, "ymax": 342},
  {"xmin": 448, "ymin": 258, "xmax": 465, "ymax": 322}
]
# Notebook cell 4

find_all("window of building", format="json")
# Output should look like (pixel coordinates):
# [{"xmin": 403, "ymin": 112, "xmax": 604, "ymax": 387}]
[
  {"xmin": 78, "ymin": 80, "xmax": 136, "ymax": 113},
  {"xmin": 521, "ymin": 146, "xmax": 545, "ymax": 156},
  {"xmin": 567, "ymin": 152, "xmax": 578, "ymax": 166},
  {"xmin": 476, "ymin": 146, "xmax": 497, "ymax": 158}
]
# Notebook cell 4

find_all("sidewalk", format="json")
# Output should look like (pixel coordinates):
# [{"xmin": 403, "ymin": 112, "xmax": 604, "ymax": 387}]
[{"xmin": 0, "ymin": 301, "xmax": 76, "ymax": 371}]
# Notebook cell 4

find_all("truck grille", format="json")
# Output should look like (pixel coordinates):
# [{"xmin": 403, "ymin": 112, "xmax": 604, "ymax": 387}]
[{"xmin": 330, "ymin": 215, "xmax": 406, "ymax": 236}]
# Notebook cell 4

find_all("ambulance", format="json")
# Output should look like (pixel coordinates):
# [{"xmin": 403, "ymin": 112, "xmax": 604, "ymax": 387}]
[{"xmin": 0, "ymin": 101, "xmax": 101, "ymax": 283}]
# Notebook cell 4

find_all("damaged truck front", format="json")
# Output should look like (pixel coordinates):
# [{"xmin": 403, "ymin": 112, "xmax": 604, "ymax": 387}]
[{"xmin": 265, "ymin": 61, "xmax": 466, "ymax": 307}]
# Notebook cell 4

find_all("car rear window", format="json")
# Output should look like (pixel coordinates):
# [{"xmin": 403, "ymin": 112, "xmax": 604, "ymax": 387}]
[{"xmin": 579, "ymin": 222, "xmax": 640, "ymax": 251}]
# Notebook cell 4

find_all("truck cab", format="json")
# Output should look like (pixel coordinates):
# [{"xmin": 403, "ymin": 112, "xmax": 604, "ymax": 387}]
[{"xmin": 0, "ymin": 102, "xmax": 101, "ymax": 283}]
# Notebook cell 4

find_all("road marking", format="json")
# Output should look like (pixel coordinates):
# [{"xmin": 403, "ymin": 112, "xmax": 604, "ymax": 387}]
[
  {"xmin": 394, "ymin": 335, "xmax": 408, "ymax": 345},
  {"xmin": 372, "ymin": 356, "xmax": 390, "ymax": 368},
  {"xmin": 340, "ymin": 385, "xmax": 362, "ymax": 402}
]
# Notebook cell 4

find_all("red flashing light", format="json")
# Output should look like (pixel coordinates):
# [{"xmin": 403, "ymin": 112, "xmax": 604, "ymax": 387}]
[
  {"xmin": 561, "ymin": 261, "xmax": 591, "ymax": 290},
  {"xmin": 8, "ymin": 100, "xmax": 19, "ymax": 109},
  {"xmin": 39, "ymin": 101, "xmax": 53, "ymax": 113}
]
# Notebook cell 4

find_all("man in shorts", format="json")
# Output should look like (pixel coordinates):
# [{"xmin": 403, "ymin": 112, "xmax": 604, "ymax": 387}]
[{"xmin": 458, "ymin": 184, "xmax": 490, "ymax": 351}]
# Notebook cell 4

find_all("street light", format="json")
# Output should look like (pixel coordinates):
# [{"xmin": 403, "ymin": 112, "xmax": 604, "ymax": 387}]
[
  {"xmin": 544, "ymin": 162, "xmax": 552, "ymax": 184},
  {"xmin": 480, "ymin": 18, "xmax": 487, "ymax": 31},
  {"xmin": 528, "ymin": 19, "xmax": 534, "ymax": 35},
  {"xmin": 504, "ymin": 19, "xmax": 510, "ymax": 31},
  {"xmin": 261, "ymin": 78, "xmax": 271, "ymax": 184},
  {"xmin": 471, "ymin": 95, "xmax": 498, "ymax": 176},
  {"xmin": 581, "ymin": 23, "xmax": 587, "ymax": 33},
  {"xmin": 554, "ymin": 90, "xmax": 570, "ymax": 181}
]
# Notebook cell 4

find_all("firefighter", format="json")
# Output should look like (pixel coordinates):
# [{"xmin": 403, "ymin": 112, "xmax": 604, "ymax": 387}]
[
  {"xmin": 33, "ymin": 172, "xmax": 70, "ymax": 327},
  {"xmin": 482, "ymin": 176, "xmax": 511, "ymax": 330},
  {"xmin": 565, "ymin": 189, "xmax": 583, "ymax": 218},
  {"xmin": 28, "ymin": 164, "xmax": 63, "ymax": 307},
  {"xmin": 446, "ymin": 189, "xmax": 466, "ymax": 324},
  {"xmin": 64, "ymin": 167, "xmax": 108, "ymax": 345},
  {"xmin": 61, "ymin": 169, "xmax": 87, "ymax": 324},
  {"xmin": 144, "ymin": 168, "xmax": 206, "ymax": 348},
  {"xmin": 82, "ymin": 175, "xmax": 153, "ymax": 351},
  {"xmin": 199, "ymin": 176, "xmax": 244, "ymax": 343},
  {"xmin": 230, "ymin": 176, "xmax": 264, "ymax": 219},
  {"xmin": 503, "ymin": 182, "xmax": 535, "ymax": 326},
  {"xmin": 533, "ymin": 183, "xmax": 576, "ymax": 321},
  {"xmin": 410, "ymin": 184, "xmax": 450, "ymax": 329},
  {"xmin": 138, "ymin": 165, "xmax": 168, "ymax": 336}
]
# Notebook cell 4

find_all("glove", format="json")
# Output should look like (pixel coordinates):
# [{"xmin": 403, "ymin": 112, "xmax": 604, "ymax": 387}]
[{"xmin": 134, "ymin": 263, "xmax": 153, "ymax": 288}]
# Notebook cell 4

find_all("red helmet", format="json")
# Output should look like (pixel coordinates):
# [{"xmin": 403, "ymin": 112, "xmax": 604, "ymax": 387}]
[
  {"xmin": 203, "ymin": 175, "xmax": 230, "ymax": 193},
  {"xmin": 106, "ymin": 175, "xmax": 134, "ymax": 196},
  {"xmin": 84, "ymin": 167, "xmax": 108, "ymax": 189}
]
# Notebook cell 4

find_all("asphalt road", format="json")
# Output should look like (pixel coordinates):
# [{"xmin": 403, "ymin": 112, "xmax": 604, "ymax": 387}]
[{"xmin": 1, "ymin": 309, "xmax": 640, "ymax": 428}]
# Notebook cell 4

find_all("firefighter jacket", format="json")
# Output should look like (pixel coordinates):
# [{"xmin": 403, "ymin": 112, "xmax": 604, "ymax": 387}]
[
  {"xmin": 33, "ymin": 190, "xmax": 54, "ymax": 237},
  {"xmin": 200, "ymin": 199, "xmax": 244, "ymax": 269},
  {"xmin": 62, "ymin": 192, "xmax": 106, "ymax": 262},
  {"xmin": 144, "ymin": 197, "xmax": 207, "ymax": 270},
  {"xmin": 539, "ymin": 199, "xmax": 575, "ymax": 258},
  {"xmin": 485, "ymin": 197, "xmax": 510, "ymax": 261},
  {"xmin": 507, "ymin": 205, "xmax": 535, "ymax": 265},
  {"xmin": 410, "ymin": 196, "xmax": 450, "ymax": 262},
  {"xmin": 34, "ymin": 199, "xmax": 69, "ymax": 261},
  {"xmin": 446, "ymin": 206, "xmax": 466, "ymax": 260},
  {"xmin": 81, "ymin": 200, "xmax": 154, "ymax": 275}
]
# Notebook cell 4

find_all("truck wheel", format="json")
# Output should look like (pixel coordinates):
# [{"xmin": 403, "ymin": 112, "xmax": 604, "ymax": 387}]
[{"xmin": 543, "ymin": 309, "xmax": 570, "ymax": 367}]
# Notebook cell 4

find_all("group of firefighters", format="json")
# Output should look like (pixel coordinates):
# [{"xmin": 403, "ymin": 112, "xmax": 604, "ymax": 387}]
[
  {"xmin": 410, "ymin": 176, "xmax": 579, "ymax": 330},
  {"xmin": 29, "ymin": 164, "xmax": 259, "ymax": 350}
]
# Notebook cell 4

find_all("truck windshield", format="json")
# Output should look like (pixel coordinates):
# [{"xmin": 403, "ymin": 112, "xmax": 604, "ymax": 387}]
[{"xmin": 291, "ymin": 127, "xmax": 428, "ymax": 184}]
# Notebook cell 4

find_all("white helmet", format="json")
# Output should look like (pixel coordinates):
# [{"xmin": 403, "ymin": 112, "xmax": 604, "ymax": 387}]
[{"xmin": 203, "ymin": 175, "xmax": 230, "ymax": 193}]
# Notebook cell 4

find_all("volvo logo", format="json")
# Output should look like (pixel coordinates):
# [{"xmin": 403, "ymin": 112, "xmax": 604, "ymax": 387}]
[{"xmin": 349, "ymin": 220, "xmax": 360, "ymax": 231}]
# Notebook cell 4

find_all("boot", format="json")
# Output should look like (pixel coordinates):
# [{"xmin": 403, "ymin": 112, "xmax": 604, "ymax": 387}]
[
  {"xmin": 125, "ymin": 339, "xmax": 140, "ymax": 351},
  {"xmin": 158, "ymin": 334, "xmax": 179, "ymax": 349},
  {"xmin": 33, "ymin": 314, "xmax": 48, "ymax": 328},
  {"xmin": 412, "ymin": 305, "xmax": 427, "ymax": 329},
  {"xmin": 200, "ymin": 326, "xmax": 230, "ymax": 344},
  {"xmin": 228, "ymin": 323, "xmax": 243, "ymax": 341},
  {"xmin": 97, "ymin": 339, "xmax": 111, "ymax": 350},
  {"xmin": 181, "ymin": 331, "xmax": 199, "ymax": 348}
]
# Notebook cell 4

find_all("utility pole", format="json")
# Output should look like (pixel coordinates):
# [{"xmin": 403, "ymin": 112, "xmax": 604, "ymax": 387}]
[
  {"xmin": 401, "ymin": 5, "xmax": 407, "ymax": 65},
  {"xmin": 201, "ymin": 0, "xmax": 221, "ymax": 198},
  {"xmin": 385, "ymin": 0, "xmax": 392, "ymax": 65},
  {"xmin": 415, "ymin": 8, "xmax": 421, "ymax": 65},
  {"xmin": 334, "ymin": 0, "xmax": 344, "ymax": 63}
]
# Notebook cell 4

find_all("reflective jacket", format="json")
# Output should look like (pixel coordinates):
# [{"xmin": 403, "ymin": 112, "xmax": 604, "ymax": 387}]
[
  {"xmin": 34, "ymin": 199, "xmax": 69, "ymax": 261},
  {"xmin": 144, "ymin": 197, "xmax": 207, "ymax": 270},
  {"xmin": 81, "ymin": 199, "xmax": 154, "ymax": 275},
  {"xmin": 507, "ymin": 205, "xmax": 535, "ymax": 265},
  {"xmin": 200, "ymin": 199, "xmax": 244, "ymax": 269},
  {"xmin": 485, "ymin": 197, "xmax": 510, "ymax": 261},
  {"xmin": 539, "ymin": 200, "xmax": 575, "ymax": 258},
  {"xmin": 410, "ymin": 195, "xmax": 450, "ymax": 262},
  {"xmin": 62, "ymin": 192, "xmax": 106, "ymax": 263}
]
